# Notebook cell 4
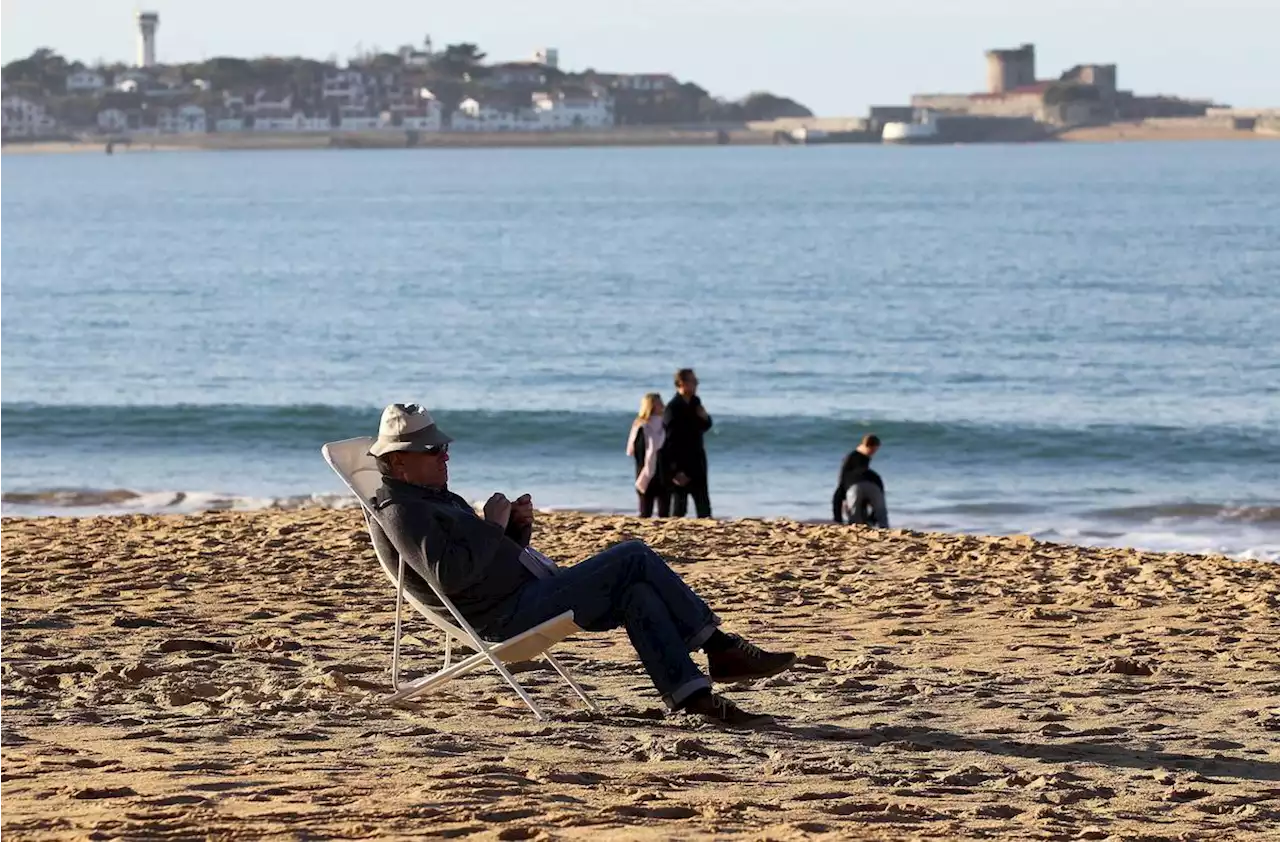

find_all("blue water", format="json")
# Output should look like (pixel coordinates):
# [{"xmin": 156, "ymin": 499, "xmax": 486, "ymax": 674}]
[{"xmin": 3, "ymin": 143, "xmax": 1278, "ymax": 559}]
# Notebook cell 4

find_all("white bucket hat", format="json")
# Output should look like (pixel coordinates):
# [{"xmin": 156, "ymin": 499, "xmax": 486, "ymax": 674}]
[{"xmin": 368, "ymin": 403, "xmax": 454, "ymax": 457}]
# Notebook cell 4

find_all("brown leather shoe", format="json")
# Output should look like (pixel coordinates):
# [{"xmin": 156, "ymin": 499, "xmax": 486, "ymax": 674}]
[
  {"xmin": 682, "ymin": 692, "xmax": 773, "ymax": 727},
  {"xmin": 708, "ymin": 634, "xmax": 797, "ymax": 684}
]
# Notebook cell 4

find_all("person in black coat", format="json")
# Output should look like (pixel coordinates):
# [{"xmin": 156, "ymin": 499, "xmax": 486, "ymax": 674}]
[
  {"xmin": 832, "ymin": 433, "xmax": 888, "ymax": 527},
  {"xmin": 663, "ymin": 368, "xmax": 713, "ymax": 518}
]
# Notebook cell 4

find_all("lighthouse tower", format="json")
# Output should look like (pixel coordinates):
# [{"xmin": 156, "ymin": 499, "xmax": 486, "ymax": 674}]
[{"xmin": 137, "ymin": 11, "xmax": 159, "ymax": 68}]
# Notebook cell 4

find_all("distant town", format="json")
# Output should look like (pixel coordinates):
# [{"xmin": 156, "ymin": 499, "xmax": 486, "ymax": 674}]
[
  {"xmin": 1, "ymin": 11, "xmax": 813, "ymax": 144},
  {"xmin": 3, "ymin": 12, "xmax": 1276, "ymax": 147}
]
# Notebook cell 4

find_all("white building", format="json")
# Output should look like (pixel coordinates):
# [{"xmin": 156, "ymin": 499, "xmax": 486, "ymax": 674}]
[
  {"xmin": 137, "ymin": 11, "xmax": 159, "ymax": 68},
  {"xmin": 323, "ymin": 70, "xmax": 366, "ymax": 102},
  {"xmin": 155, "ymin": 108, "xmax": 179, "ymax": 133},
  {"xmin": 533, "ymin": 47, "xmax": 559, "ymax": 69},
  {"xmin": 97, "ymin": 108, "xmax": 130, "ymax": 132},
  {"xmin": 399, "ymin": 43, "xmax": 433, "ymax": 68},
  {"xmin": 173, "ymin": 104, "xmax": 207, "ymax": 133},
  {"xmin": 254, "ymin": 113, "xmax": 330, "ymax": 132},
  {"xmin": 2, "ymin": 96, "xmax": 58, "ymax": 138},
  {"xmin": 382, "ymin": 98, "xmax": 443, "ymax": 131},
  {"xmin": 452, "ymin": 96, "xmax": 540, "ymax": 131},
  {"xmin": 215, "ymin": 117, "xmax": 245, "ymax": 132},
  {"xmin": 532, "ymin": 89, "xmax": 614, "ymax": 130},
  {"xmin": 247, "ymin": 89, "xmax": 293, "ymax": 117},
  {"xmin": 66, "ymin": 69, "xmax": 106, "ymax": 92},
  {"xmin": 381, "ymin": 89, "xmax": 443, "ymax": 131},
  {"xmin": 151, "ymin": 105, "xmax": 207, "ymax": 134}
]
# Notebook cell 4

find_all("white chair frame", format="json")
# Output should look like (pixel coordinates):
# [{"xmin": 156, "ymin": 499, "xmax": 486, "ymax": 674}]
[{"xmin": 322, "ymin": 437, "xmax": 597, "ymax": 721}]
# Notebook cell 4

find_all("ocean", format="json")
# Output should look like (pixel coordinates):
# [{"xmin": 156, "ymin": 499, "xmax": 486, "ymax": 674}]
[{"xmin": 2, "ymin": 142, "xmax": 1277, "ymax": 560}]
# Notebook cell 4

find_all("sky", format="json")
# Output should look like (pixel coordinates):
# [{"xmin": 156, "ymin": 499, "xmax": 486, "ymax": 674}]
[{"xmin": 3, "ymin": 0, "xmax": 1277, "ymax": 114}]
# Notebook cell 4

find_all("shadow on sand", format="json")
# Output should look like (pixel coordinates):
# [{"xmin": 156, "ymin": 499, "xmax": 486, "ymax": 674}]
[{"xmin": 772, "ymin": 722, "xmax": 1280, "ymax": 781}]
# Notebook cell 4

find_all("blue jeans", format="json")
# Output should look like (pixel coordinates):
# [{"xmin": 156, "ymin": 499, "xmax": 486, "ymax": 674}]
[{"xmin": 482, "ymin": 540, "xmax": 720, "ymax": 709}]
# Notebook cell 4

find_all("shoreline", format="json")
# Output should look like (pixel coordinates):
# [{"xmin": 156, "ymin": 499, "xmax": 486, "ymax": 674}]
[
  {"xmin": 0, "ymin": 128, "xmax": 774, "ymax": 155},
  {"xmin": 4, "ymin": 509, "xmax": 1277, "ymax": 839},
  {"xmin": 4, "ymin": 122, "xmax": 1277, "ymax": 155},
  {"xmin": 2, "ymin": 500, "xmax": 1274, "ymax": 562},
  {"xmin": 0, "ymin": 499, "xmax": 1269, "ymax": 563}
]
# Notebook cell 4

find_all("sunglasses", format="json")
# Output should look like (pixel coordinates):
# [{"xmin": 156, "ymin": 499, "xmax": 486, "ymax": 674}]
[{"xmin": 421, "ymin": 443, "xmax": 449, "ymax": 456}]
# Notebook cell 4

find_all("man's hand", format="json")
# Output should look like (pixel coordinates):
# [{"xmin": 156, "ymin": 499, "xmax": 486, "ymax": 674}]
[
  {"xmin": 483, "ymin": 493, "xmax": 512, "ymax": 528},
  {"xmin": 695, "ymin": 405, "xmax": 710, "ymax": 422},
  {"xmin": 673, "ymin": 472, "xmax": 691, "ymax": 487},
  {"xmin": 510, "ymin": 494, "xmax": 534, "ymax": 529}
]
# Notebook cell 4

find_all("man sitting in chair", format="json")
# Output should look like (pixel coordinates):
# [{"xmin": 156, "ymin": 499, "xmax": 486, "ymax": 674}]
[{"xmin": 368, "ymin": 403, "xmax": 796, "ymax": 727}]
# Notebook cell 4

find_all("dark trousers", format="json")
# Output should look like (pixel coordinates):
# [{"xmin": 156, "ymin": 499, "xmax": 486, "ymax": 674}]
[
  {"xmin": 671, "ymin": 474, "xmax": 711, "ymax": 519},
  {"xmin": 638, "ymin": 481, "xmax": 670, "ymax": 518},
  {"xmin": 483, "ymin": 540, "xmax": 719, "ymax": 708}
]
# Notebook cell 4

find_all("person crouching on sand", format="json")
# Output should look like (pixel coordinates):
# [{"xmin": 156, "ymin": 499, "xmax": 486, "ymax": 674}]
[
  {"xmin": 833, "ymin": 433, "xmax": 889, "ymax": 528},
  {"xmin": 627, "ymin": 392, "xmax": 669, "ymax": 518},
  {"xmin": 368, "ymin": 402, "xmax": 797, "ymax": 726}
]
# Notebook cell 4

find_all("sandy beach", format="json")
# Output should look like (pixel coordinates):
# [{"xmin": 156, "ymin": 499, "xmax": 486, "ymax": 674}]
[{"xmin": 2, "ymin": 510, "xmax": 1278, "ymax": 840}]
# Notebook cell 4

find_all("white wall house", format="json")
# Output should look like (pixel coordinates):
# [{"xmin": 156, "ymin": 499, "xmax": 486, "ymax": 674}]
[
  {"xmin": 399, "ymin": 44, "xmax": 432, "ymax": 68},
  {"xmin": 532, "ymin": 90, "xmax": 614, "ymax": 130},
  {"xmin": 383, "ymin": 92, "xmax": 443, "ymax": 131},
  {"xmin": 255, "ymin": 112, "xmax": 330, "ymax": 132},
  {"xmin": 381, "ymin": 103, "xmax": 443, "ymax": 131},
  {"xmin": 215, "ymin": 117, "xmax": 245, "ymax": 132},
  {"xmin": 97, "ymin": 108, "xmax": 130, "ymax": 132},
  {"xmin": 2, "ymin": 96, "xmax": 58, "ymax": 138},
  {"xmin": 221, "ymin": 92, "xmax": 246, "ymax": 116},
  {"xmin": 173, "ymin": 104, "xmax": 206, "ymax": 133},
  {"xmin": 155, "ymin": 108, "xmax": 179, "ymax": 133},
  {"xmin": 323, "ymin": 70, "xmax": 366, "ymax": 102},
  {"xmin": 452, "ymin": 97, "xmax": 540, "ymax": 131},
  {"xmin": 66, "ymin": 69, "xmax": 106, "ymax": 92},
  {"xmin": 247, "ymin": 90, "xmax": 293, "ymax": 116}
]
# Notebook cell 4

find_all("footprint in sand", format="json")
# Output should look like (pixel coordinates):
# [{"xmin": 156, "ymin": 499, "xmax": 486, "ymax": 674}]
[{"xmin": 157, "ymin": 638, "xmax": 233, "ymax": 654}]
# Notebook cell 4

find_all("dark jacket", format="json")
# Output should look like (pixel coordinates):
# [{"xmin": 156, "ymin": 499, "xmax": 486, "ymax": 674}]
[
  {"xmin": 662, "ymin": 394, "xmax": 712, "ymax": 479},
  {"xmin": 832, "ymin": 450, "xmax": 885, "ymax": 523},
  {"xmin": 631, "ymin": 425, "xmax": 647, "ymax": 476},
  {"xmin": 371, "ymin": 477, "xmax": 533, "ymax": 631}
]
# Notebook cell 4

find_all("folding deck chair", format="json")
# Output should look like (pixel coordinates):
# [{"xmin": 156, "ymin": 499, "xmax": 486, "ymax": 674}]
[{"xmin": 322, "ymin": 437, "xmax": 597, "ymax": 721}]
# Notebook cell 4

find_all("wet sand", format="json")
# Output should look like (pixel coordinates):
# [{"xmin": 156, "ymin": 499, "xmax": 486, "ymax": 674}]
[{"xmin": 3, "ymin": 510, "xmax": 1278, "ymax": 840}]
